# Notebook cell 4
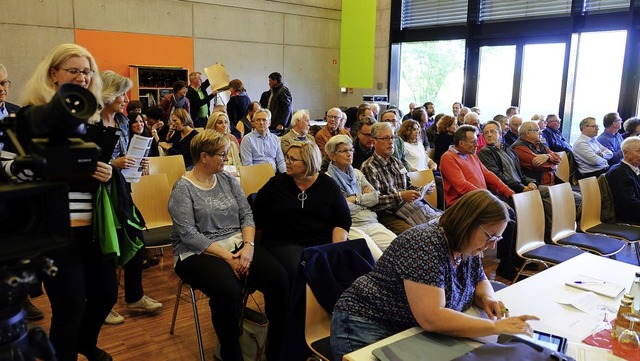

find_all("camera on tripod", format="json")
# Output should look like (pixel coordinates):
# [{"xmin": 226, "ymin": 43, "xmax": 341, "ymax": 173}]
[{"xmin": 0, "ymin": 83, "xmax": 100, "ymax": 361}]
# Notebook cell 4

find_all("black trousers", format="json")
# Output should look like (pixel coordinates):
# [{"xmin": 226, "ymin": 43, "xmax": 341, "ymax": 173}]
[
  {"xmin": 175, "ymin": 244, "xmax": 288, "ymax": 361},
  {"xmin": 42, "ymin": 226, "xmax": 118, "ymax": 361},
  {"xmin": 122, "ymin": 247, "xmax": 144, "ymax": 303}
]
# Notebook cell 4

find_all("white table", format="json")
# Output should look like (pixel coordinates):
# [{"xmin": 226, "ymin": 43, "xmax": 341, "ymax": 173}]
[{"xmin": 344, "ymin": 253, "xmax": 640, "ymax": 360}]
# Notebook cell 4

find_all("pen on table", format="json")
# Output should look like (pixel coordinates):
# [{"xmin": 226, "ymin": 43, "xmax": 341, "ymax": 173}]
[{"xmin": 573, "ymin": 281, "xmax": 606, "ymax": 284}]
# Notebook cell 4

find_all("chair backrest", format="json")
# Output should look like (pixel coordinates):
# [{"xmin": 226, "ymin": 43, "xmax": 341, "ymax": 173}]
[
  {"xmin": 407, "ymin": 169, "xmax": 437, "ymax": 208},
  {"xmin": 238, "ymin": 163, "xmax": 275, "ymax": 196},
  {"xmin": 512, "ymin": 190, "xmax": 547, "ymax": 256},
  {"xmin": 578, "ymin": 177, "xmax": 602, "ymax": 230},
  {"xmin": 302, "ymin": 239, "xmax": 375, "ymax": 359},
  {"xmin": 556, "ymin": 151, "xmax": 569, "ymax": 183},
  {"xmin": 304, "ymin": 284, "xmax": 332, "ymax": 360},
  {"xmin": 148, "ymin": 155, "xmax": 186, "ymax": 189},
  {"xmin": 547, "ymin": 182, "xmax": 577, "ymax": 240},
  {"xmin": 131, "ymin": 173, "xmax": 173, "ymax": 229},
  {"xmin": 427, "ymin": 147, "xmax": 436, "ymax": 163}
]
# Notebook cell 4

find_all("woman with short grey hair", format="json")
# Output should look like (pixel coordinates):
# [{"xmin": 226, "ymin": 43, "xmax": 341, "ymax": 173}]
[{"xmin": 325, "ymin": 135, "xmax": 396, "ymax": 256}]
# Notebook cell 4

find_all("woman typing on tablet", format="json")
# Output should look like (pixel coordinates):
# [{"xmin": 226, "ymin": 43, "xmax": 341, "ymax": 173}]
[{"xmin": 330, "ymin": 189, "xmax": 539, "ymax": 360}]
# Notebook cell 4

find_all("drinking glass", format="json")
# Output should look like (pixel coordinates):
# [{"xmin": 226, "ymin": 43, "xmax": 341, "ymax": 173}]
[
  {"xmin": 590, "ymin": 305, "xmax": 615, "ymax": 347},
  {"xmin": 618, "ymin": 313, "xmax": 640, "ymax": 349}
]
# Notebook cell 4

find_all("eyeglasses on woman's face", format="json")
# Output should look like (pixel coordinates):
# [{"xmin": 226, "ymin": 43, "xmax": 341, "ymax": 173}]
[{"xmin": 285, "ymin": 155, "xmax": 304, "ymax": 163}]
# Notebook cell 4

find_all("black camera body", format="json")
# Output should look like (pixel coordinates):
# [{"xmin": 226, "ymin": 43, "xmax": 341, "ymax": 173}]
[{"xmin": 0, "ymin": 83, "xmax": 100, "ymax": 360}]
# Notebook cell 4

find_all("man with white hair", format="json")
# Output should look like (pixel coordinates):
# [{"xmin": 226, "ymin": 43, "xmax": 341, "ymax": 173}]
[
  {"xmin": 503, "ymin": 114, "xmax": 522, "ymax": 146},
  {"xmin": 240, "ymin": 108, "xmax": 286, "ymax": 173},
  {"xmin": 315, "ymin": 107, "xmax": 351, "ymax": 156},
  {"xmin": 512, "ymin": 121, "xmax": 562, "ymax": 185},
  {"xmin": 280, "ymin": 109, "xmax": 316, "ymax": 153},
  {"xmin": 606, "ymin": 137, "xmax": 640, "ymax": 224},
  {"xmin": 0, "ymin": 64, "xmax": 19, "ymax": 120},
  {"xmin": 464, "ymin": 111, "xmax": 485, "ymax": 153}
]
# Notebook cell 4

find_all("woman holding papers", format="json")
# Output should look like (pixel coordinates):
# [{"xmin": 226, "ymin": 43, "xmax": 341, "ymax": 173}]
[
  {"xmin": 99, "ymin": 71, "xmax": 161, "ymax": 326},
  {"xmin": 331, "ymin": 190, "xmax": 539, "ymax": 361}
]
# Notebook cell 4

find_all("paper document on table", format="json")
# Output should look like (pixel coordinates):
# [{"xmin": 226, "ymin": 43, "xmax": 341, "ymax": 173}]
[
  {"xmin": 554, "ymin": 291, "xmax": 605, "ymax": 315},
  {"xmin": 566, "ymin": 342, "xmax": 618, "ymax": 361},
  {"xmin": 565, "ymin": 274, "xmax": 626, "ymax": 299},
  {"xmin": 122, "ymin": 134, "xmax": 152, "ymax": 183}
]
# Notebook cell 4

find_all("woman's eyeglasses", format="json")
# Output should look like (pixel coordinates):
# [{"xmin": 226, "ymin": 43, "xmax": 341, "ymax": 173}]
[
  {"xmin": 480, "ymin": 225, "xmax": 503, "ymax": 245},
  {"xmin": 285, "ymin": 155, "xmax": 304, "ymax": 163},
  {"xmin": 60, "ymin": 68, "xmax": 95, "ymax": 78}
]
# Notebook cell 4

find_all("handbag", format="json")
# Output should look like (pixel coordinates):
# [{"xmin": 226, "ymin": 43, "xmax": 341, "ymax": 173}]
[{"xmin": 214, "ymin": 286, "xmax": 269, "ymax": 361}]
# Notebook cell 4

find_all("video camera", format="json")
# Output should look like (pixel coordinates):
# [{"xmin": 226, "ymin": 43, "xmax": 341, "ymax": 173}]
[{"xmin": 0, "ymin": 83, "xmax": 100, "ymax": 360}]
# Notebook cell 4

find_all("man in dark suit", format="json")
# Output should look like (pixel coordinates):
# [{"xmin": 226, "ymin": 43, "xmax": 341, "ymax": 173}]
[
  {"xmin": 606, "ymin": 137, "xmax": 640, "ymax": 225},
  {"xmin": 0, "ymin": 64, "xmax": 20, "ymax": 120}
]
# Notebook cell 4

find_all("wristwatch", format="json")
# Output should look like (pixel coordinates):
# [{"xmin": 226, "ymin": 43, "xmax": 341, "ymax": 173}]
[{"xmin": 245, "ymin": 241, "xmax": 255, "ymax": 247}]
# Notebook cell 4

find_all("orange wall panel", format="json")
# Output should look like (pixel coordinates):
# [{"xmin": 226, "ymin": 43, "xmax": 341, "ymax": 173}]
[{"xmin": 75, "ymin": 29, "xmax": 194, "ymax": 77}]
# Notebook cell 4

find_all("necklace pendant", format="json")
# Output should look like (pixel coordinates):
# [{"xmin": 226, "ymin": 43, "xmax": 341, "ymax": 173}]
[{"xmin": 297, "ymin": 191, "xmax": 307, "ymax": 209}]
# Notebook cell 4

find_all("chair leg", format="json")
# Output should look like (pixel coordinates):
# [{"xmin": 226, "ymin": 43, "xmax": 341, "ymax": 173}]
[
  {"xmin": 635, "ymin": 242, "xmax": 640, "ymax": 266},
  {"xmin": 170, "ymin": 280, "xmax": 206, "ymax": 361},
  {"xmin": 169, "ymin": 280, "xmax": 183, "ymax": 335},
  {"xmin": 190, "ymin": 286, "xmax": 206, "ymax": 361}
]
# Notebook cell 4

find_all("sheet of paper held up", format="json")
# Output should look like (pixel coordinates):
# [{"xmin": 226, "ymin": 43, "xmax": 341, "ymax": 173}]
[
  {"xmin": 203, "ymin": 63, "xmax": 230, "ymax": 92},
  {"xmin": 122, "ymin": 134, "xmax": 152, "ymax": 183}
]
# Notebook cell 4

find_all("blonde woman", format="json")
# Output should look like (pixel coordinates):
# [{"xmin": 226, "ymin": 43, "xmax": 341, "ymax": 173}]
[
  {"xmin": 169, "ymin": 130, "xmax": 287, "ymax": 361},
  {"xmin": 206, "ymin": 111, "xmax": 241, "ymax": 169},
  {"xmin": 19, "ymin": 43, "xmax": 113, "ymax": 361}
]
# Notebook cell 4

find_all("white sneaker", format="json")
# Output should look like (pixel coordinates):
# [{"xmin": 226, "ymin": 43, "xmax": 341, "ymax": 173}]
[
  {"xmin": 104, "ymin": 309, "xmax": 124, "ymax": 325},
  {"xmin": 126, "ymin": 295, "xmax": 163, "ymax": 312}
]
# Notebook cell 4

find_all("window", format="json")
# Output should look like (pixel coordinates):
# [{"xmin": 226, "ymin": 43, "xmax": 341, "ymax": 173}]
[
  {"xmin": 519, "ymin": 43, "xmax": 566, "ymax": 118},
  {"xmin": 476, "ymin": 46, "xmax": 516, "ymax": 120},
  {"xmin": 583, "ymin": 0, "xmax": 630, "ymax": 13},
  {"xmin": 568, "ymin": 30, "xmax": 627, "ymax": 143},
  {"xmin": 480, "ymin": 0, "xmax": 571, "ymax": 22},
  {"xmin": 401, "ymin": 0, "xmax": 468, "ymax": 29},
  {"xmin": 398, "ymin": 40, "xmax": 466, "ymax": 116}
]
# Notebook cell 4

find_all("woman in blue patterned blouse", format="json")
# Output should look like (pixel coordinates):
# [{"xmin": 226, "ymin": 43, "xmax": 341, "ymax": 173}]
[{"xmin": 330, "ymin": 189, "xmax": 539, "ymax": 360}]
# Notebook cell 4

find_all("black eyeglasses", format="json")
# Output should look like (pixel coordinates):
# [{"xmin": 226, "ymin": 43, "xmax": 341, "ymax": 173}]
[
  {"xmin": 374, "ymin": 135, "xmax": 397, "ymax": 142},
  {"xmin": 212, "ymin": 151, "xmax": 228, "ymax": 159},
  {"xmin": 60, "ymin": 68, "xmax": 95, "ymax": 77},
  {"xmin": 480, "ymin": 225, "xmax": 503, "ymax": 245},
  {"xmin": 0, "ymin": 80, "xmax": 11, "ymax": 88},
  {"xmin": 285, "ymin": 155, "xmax": 304, "ymax": 163},
  {"xmin": 359, "ymin": 131, "xmax": 372, "ymax": 138}
]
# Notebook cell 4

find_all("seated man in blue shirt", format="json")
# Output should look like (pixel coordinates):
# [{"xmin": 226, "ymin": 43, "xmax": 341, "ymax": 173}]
[
  {"xmin": 597, "ymin": 112, "xmax": 624, "ymax": 166},
  {"xmin": 239, "ymin": 108, "xmax": 286, "ymax": 173},
  {"xmin": 541, "ymin": 114, "xmax": 572, "ymax": 153}
]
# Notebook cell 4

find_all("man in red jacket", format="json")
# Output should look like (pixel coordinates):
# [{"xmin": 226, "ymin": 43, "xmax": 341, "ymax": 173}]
[{"xmin": 440, "ymin": 125, "xmax": 519, "ymax": 280}]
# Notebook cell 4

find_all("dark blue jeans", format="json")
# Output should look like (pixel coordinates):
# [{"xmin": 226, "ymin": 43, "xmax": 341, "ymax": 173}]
[{"xmin": 330, "ymin": 310, "xmax": 393, "ymax": 361}]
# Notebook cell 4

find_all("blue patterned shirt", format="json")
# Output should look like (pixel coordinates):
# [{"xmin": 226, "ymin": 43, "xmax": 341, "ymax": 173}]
[{"xmin": 334, "ymin": 220, "xmax": 486, "ymax": 334}]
